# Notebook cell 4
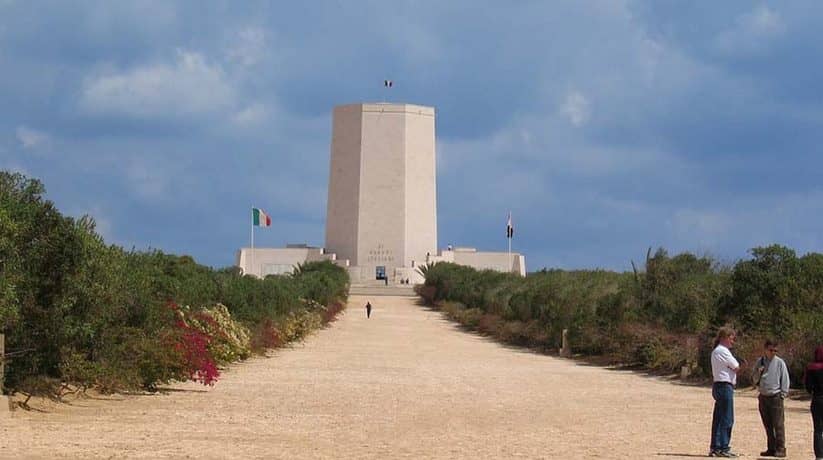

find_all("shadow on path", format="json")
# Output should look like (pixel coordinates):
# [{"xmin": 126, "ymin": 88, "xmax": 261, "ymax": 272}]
[{"xmin": 655, "ymin": 454, "xmax": 710, "ymax": 458}]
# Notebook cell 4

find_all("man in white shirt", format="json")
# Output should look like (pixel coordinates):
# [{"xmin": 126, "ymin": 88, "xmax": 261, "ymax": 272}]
[{"xmin": 709, "ymin": 327, "xmax": 740, "ymax": 458}]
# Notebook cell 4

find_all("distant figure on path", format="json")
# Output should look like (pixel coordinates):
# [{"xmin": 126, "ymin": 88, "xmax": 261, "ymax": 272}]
[
  {"xmin": 365, "ymin": 301, "xmax": 372, "ymax": 318},
  {"xmin": 752, "ymin": 339, "xmax": 789, "ymax": 458},
  {"xmin": 709, "ymin": 326, "xmax": 740, "ymax": 458},
  {"xmin": 805, "ymin": 345, "xmax": 823, "ymax": 460}
]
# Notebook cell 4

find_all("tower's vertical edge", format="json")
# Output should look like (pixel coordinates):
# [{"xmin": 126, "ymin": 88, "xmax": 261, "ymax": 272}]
[
  {"xmin": 324, "ymin": 104, "xmax": 362, "ymax": 264},
  {"xmin": 404, "ymin": 105, "xmax": 437, "ymax": 267}
]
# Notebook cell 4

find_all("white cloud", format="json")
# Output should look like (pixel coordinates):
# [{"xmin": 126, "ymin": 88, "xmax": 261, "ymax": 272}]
[
  {"xmin": 80, "ymin": 50, "xmax": 236, "ymax": 118},
  {"xmin": 747, "ymin": 5, "xmax": 785, "ymax": 36},
  {"xmin": 637, "ymin": 36, "xmax": 666, "ymax": 83},
  {"xmin": 226, "ymin": 27, "xmax": 267, "ymax": 67},
  {"xmin": 16, "ymin": 125, "xmax": 50, "ymax": 149},
  {"xmin": 440, "ymin": 110, "xmax": 688, "ymax": 184},
  {"xmin": 560, "ymin": 91, "xmax": 590, "ymax": 126},
  {"xmin": 232, "ymin": 103, "xmax": 267, "ymax": 126},
  {"xmin": 714, "ymin": 5, "xmax": 785, "ymax": 56}
]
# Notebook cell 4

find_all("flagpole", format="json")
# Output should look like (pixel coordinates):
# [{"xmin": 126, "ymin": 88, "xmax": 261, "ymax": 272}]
[
  {"xmin": 507, "ymin": 211, "xmax": 512, "ymax": 273},
  {"xmin": 250, "ymin": 208, "xmax": 255, "ymax": 278}
]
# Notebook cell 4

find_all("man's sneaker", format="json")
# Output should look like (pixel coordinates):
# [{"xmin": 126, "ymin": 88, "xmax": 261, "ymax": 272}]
[
  {"xmin": 760, "ymin": 450, "xmax": 775, "ymax": 456},
  {"xmin": 710, "ymin": 451, "xmax": 738, "ymax": 458}
]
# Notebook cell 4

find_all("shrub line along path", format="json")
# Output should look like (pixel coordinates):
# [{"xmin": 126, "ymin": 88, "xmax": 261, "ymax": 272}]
[{"xmin": 0, "ymin": 295, "xmax": 815, "ymax": 458}]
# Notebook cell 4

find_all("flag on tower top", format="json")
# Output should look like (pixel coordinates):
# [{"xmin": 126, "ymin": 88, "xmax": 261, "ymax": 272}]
[
  {"xmin": 507, "ymin": 212, "xmax": 514, "ymax": 239},
  {"xmin": 252, "ymin": 207, "xmax": 271, "ymax": 227},
  {"xmin": 384, "ymin": 79, "xmax": 393, "ymax": 88}
]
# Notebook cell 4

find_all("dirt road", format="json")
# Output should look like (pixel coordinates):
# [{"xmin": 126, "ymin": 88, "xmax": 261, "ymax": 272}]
[{"xmin": 0, "ymin": 295, "xmax": 816, "ymax": 458}]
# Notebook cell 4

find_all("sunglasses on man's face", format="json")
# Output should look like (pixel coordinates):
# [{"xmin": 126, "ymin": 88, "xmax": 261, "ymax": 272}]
[{"xmin": 767, "ymin": 348, "xmax": 778, "ymax": 352}]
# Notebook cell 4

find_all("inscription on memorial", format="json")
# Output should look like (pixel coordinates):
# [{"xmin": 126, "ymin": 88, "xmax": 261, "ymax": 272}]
[{"xmin": 367, "ymin": 243, "xmax": 394, "ymax": 262}]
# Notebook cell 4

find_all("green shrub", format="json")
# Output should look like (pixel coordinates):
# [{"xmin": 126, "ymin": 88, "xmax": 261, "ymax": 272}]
[
  {"xmin": 418, "ymin": 244, "xmax": 823, "ymax": 385},
  {"xmin": 439, "ymin": 301, "xmax": 465, "ymax": 321},
  {"xmin": 279, "ymin": 310, "xmax": 323, "ymax": 343},
  {"xmin": 457, "ymin": 308, "xmax": 484, "ymax": 329},
  {"xmin": 1, "ymin": 170, "xmax": 349, "ymax": 396},
  {"xmin": 499, "ymin": 320, "xmax": 529, "ymax": 346}
]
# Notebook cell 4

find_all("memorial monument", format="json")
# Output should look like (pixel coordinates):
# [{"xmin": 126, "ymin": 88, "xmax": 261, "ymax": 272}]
[
  {"xmin": 325, "ymin": 103, "xmax": 437, "ymax": 282},
  {"xmin": 236, "ymin": 102, "xmax": 525, "ymax": 281}
]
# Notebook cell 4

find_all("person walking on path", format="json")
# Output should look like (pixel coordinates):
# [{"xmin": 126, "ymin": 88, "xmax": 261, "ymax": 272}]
[
  {"xmin": 365, "ymin": 301, "xmax": 372, "ymax": 319},
  {"xmin": 752, "ymin": 339, "xmax": 790, "ymax": 458},
  {"xmin": 805, "ymin": 345, "xmax": 823, "ymax": 460},
  {"xmin": 709, "ymin": 327, "xmax": 740, "ymax": 458}
]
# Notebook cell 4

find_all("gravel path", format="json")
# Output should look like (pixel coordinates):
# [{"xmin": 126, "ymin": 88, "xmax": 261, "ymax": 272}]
[{"xmin": 0, "ymin": 295, "xmax": 816, "ymax": 459}]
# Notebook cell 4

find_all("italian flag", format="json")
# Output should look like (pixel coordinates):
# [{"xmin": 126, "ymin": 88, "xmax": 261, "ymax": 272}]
[{"xmin": 252, "ymin": 207, "xmax": 271, "ymax": 227}]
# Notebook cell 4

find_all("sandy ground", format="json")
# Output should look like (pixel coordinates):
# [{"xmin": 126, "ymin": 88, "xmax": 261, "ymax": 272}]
[{"xmin": 0, "ymin": 295, "xmax": 817, "ymax": 459}]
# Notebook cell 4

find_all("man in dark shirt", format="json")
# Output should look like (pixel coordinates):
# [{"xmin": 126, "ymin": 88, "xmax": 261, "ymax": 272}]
[{"xmin": 806, "ymin": 345, "xmax": 823, "ymax": 460}]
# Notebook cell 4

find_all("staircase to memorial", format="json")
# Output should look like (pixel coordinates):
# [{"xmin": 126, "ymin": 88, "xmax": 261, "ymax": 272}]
[{"xmin": 348, "ymin": 281, "xmax": 417, "ymax": 297}]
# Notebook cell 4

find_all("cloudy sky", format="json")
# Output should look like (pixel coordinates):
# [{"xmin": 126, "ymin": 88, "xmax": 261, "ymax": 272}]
[{"xmin": 2, "ymin": 1, "xmax": 822, "ymax": 271}]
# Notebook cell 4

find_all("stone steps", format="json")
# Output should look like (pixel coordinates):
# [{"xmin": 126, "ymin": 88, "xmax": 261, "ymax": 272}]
[{"xmin": 349, "ymin": 284, "xmax": 417, "ymax": 297}]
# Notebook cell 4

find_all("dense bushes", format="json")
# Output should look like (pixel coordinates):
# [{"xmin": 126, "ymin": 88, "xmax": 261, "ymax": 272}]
[
  {"xmin": 0, "ymin": 172, "xmax": 348, "ymax": 397},
  {"xmin": 419, "ymin": 264, "xmax": 626, "ymax": 351},
  {"xmin": 418, "ymin": 245, "xmax": 823, "ymax": 387}
]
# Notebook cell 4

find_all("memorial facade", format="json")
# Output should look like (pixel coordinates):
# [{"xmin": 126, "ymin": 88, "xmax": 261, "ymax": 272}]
[
  {"xmin": 236, "ymin": 102, "xmax": 525, "ymax": 281},
  {"xmin": 325, "ymin": 103, "xmax": 437, "ymax": 282}
]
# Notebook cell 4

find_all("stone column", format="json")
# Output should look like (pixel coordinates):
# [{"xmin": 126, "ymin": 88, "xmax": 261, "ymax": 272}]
[
  {"xmin": 559, "ymin": 329, "xmax": 572, "ymax": 358},
  {"xmin": 681, "ymin": 337, "xmax": 696, "ymax": 380},
  {"xmin": 680, "ymin": 364, "xmax": 691, "ymax": 380}
]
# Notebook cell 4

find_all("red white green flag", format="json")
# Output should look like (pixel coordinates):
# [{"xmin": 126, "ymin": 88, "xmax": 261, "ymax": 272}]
[{"xmin": 252, "ymin": 207, "xmax": 271, "ymax": 227}]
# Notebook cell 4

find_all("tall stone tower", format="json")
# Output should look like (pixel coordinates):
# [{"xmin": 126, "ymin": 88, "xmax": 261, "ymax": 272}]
[{"xmin": 324, "ymin": 103, "xmax": 437, "ymax": 280}]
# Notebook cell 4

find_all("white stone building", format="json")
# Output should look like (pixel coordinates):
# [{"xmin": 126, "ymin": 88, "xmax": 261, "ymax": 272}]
[{"xmin": 236, "ymin": 102, "xmax": 526, "ymax": 281}]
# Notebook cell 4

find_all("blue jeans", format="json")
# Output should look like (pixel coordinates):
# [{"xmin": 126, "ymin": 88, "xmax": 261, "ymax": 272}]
[{"xmin": 711, "ymin": 382, "xmax": 735, "ymax": 452}]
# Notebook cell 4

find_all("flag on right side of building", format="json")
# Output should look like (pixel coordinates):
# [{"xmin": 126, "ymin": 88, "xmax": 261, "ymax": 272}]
[{"xmin": 507, "ymin": 212, "xmax": 513, "ymax": 239}]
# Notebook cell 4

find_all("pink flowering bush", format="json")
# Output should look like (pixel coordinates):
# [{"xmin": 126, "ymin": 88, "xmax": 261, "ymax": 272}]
[
  {"xmin": 185, "ymin": 304, "xmax": 251, "ymax": 364},
  {"xmin": 168, "ymin": 302, "xmax": 220, "ymax": 386}
]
